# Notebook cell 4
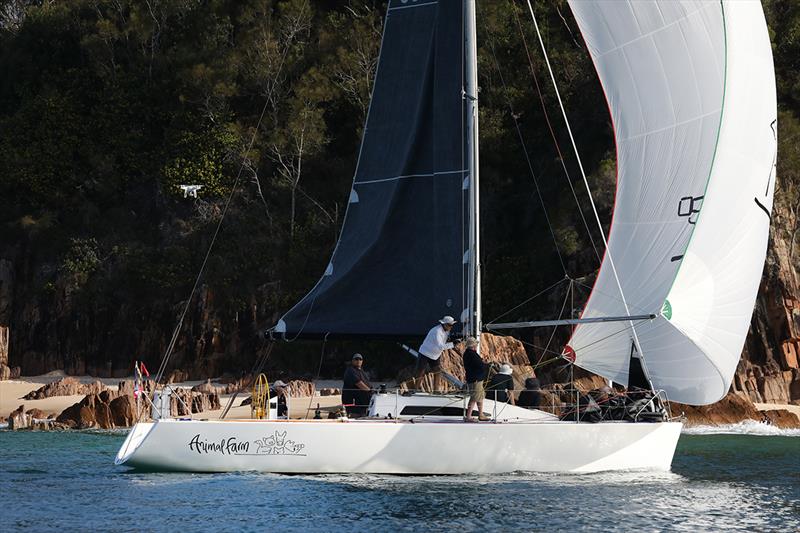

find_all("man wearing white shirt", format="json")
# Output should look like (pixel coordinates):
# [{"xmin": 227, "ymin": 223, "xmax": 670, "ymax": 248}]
[{"xmin": 414, "ymin": 315, "xmax": 458, "ymax": 392}]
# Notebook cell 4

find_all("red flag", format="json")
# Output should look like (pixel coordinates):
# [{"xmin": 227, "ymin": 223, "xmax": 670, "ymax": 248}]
[{"xmin": 140, "ymin": 361, "xmax": 150, "ymax": 377}]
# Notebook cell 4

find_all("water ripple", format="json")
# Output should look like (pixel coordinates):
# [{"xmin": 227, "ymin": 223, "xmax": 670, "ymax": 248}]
[{"xmin": 0, "ymin": 430, "xmax": 797, "ymax": 532}]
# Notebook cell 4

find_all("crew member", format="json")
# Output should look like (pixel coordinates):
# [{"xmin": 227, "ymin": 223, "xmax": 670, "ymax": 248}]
[
  {"xmin": 486, "ymin": 364, "xmax": 515, "ymax": 405},
  {"xmin": 516, "ymin": 377, "xmax": 541, "ymax": 409},
  {"xmin": 270, "ymin": 380, "xmax": 289, "ymax": 418},
  {"xmin": 342, "ymin": 353, "xmax": 372, "ymax": 416},
  {"xmin": 415, "ymin": 315, "xmax": 458, "ymax": 391},
  {"xmin": 462, "ymin": 337, "xmax": 490, "ymax": 422}
]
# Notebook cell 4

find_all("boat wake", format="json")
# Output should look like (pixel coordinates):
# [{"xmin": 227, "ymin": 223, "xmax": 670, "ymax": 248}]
[{"xmin": 682, "ymin": 420, "xmax": 800, "ymax": 437}]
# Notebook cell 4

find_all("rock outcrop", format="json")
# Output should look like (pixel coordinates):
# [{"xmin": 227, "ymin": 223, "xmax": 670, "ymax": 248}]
[
  {"xmin": 170, "ymin": 388, "xmax": 221, "ymax": 416},
  {"xmin": 167, "ymin": 369, "xmax": 190, "ymax": 384},
  {"xmin": 25, "ymin": 408, "xmax": 49, "ymax": 419},
  {"xmin": 286, "ymin": 380, "xmax": 315, "ymax": 398},
  {"xmin": 191, "ymin": 379, "xmax": 219, "ymax": 394},
  {"xmin": 23, "ymin": 377, "xmax": 107, "ymax": 400},
  {"xmin": 53, "ymin": 380, "xmax": 219, "ymax": 429},
  {"xmin": 109, "ymin": 395, "xmax": 136, "ymax": 427},
  {"xmin": 6, "ymin": 405, "xmax": 59, "ymax": 430},
  {"xmin": 761, "ymin": 409, "xmax": 800, "ymax": 428},
  {"xmin": 8, "ymin": 405, "xmax": 29, "ymax": 430},
  {"xmin": 737, "ymin": 198, "xmax": 800, "ymax": 405},
  {"xmin": 57, "ymin": 390, "xmax": 118, "ymax": 429},
  {"xmin": 669, "ymin": 392, "xmax": 764, "ymax": 426},
  {"xmin": 670, "ymin": 392, "xmax": 800, "ymax": 428}
]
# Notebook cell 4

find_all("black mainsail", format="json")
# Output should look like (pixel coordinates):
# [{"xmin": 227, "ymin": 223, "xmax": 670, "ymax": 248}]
[{"xmin": 276, "ymin": 0, "xmax": 471, "ymax": 339}]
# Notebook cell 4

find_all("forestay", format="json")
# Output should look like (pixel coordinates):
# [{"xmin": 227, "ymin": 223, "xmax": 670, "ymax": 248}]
[
  {"xmin": 566, "ymin": 0, "xmax": 776, "ymax": 405},
  {"xmin": 276, "ymin": 0, "xmax": 469, "ymax": 339}
]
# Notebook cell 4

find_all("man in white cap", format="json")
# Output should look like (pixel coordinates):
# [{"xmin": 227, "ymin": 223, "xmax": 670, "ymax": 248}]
[
  {"xmin": 414, "ymin": 315, "xmax": 459, "ymax": 391},
  {"xmin": 486, "ymin": 363, "xmax": 516, "ymax": 405}
]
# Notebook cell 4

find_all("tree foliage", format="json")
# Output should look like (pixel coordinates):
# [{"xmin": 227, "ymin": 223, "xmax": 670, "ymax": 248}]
[{"xmin": 1, "ymin": 0, "xmax": 798, "ymax": 375}]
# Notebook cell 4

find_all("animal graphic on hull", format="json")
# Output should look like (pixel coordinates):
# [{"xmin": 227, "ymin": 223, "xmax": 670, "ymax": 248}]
[{"xmin": 254, "ymin": 431, "xmax": 306, "ymax": 456}]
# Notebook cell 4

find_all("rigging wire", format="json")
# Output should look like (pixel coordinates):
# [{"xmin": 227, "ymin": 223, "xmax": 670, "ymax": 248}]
[
  {"xmin": 152, "ymin": 0, "xmax": 310, "ymax": 367},
  {"xmin": 571, "ymin": 278, "xmax": 651, "ymax": 315},
  {"xmin": 523, "ymin": 0, "xmax": 646, "ymax": 360},
  {"xmin": 536, "ymin": 278, "xmax": 572, "ymax": 367},
  {"xmin": 485, "ymin": 276, "xmax": 568, "ymax": 325},
  {"xmin": 152, "ymin": 90, "xmax": 273, "ymax": 387},
  {"xmin": 484, "ymin": 31, "xmax": 568, "ymax": 276},
  {"xmin": 305, "ymin": 333, "xmax": 330, "ymax": 416},
  {"xmin": 516, "ymin": 318, "xmax": 651, "ymax": 359},
  {"xmin": 220, "ymin": 339, "xmax": 275, "ymax": 419},
  {"xmin": 510, "ymin": 1, "xmax": 602, "ymax": 265}
]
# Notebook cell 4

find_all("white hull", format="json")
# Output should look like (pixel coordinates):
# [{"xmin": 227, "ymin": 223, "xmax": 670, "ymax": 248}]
[{"xmin": 116, "ymin": 418, "xmax": 682, "ymax": 474}]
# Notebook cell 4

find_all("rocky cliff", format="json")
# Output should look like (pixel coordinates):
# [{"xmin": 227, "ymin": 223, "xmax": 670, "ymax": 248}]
[{"xmin": 737, "ymin": 194, "xmax": 800, "ymax": 406}]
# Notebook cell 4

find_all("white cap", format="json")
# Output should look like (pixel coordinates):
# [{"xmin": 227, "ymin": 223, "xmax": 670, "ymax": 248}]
[
  {"xmin": 498, "ymin": 364, "xmax": 513, "ymax": 375},
  {"xmin": 273, "ymin": 380, "xmax": 288, "ymax": 388},
  {"xmin": 439, "ymin": 315, "xmax": 457, "ymax": 325}
]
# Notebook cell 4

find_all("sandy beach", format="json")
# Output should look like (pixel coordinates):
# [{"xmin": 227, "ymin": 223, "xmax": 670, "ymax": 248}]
[
  {"xmin": 3, "ymin": 374, "xmax": 799, "ymax": 423},
  {"xmin": 0, "ymin": 373, "xmax": 342, "ymax": 420}
]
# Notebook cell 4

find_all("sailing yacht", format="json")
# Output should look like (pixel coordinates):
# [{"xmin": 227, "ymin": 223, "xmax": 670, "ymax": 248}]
[{"xmin": 115, "ymin": 0, "xmax": 776, "ymax": 473}]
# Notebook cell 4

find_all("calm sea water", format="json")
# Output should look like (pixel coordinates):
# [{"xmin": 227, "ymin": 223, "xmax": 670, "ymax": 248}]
[{"xmin": 1, "ymin": 423, "xmax": 798, "ymax": 532}]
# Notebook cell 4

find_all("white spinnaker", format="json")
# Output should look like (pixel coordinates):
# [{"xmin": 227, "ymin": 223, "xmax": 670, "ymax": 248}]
[{"xmin": 566, "ymin": 1, "xmax": 776, "ymax": 405}]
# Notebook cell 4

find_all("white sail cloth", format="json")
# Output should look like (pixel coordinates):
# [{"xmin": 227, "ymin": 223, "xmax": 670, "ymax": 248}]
[{"xmin": 566, "ymin": 0, "xmax": 776, "ymax": 405}]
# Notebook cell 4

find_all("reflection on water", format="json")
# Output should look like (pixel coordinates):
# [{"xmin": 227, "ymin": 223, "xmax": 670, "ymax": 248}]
[{"xmin": 0, "ymin": 430, "xmax": 797, "ymax": 532}]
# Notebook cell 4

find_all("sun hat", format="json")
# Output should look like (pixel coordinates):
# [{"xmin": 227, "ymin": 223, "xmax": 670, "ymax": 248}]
[
  {"xmin": 498, "ymin": 364, "xmax": 513, "ymax": 375},
  {"xmin": 352, "ymin": 353, "xmax": 363, "ymax": 360},
  {"xmin": 439, "ymin": 315, "xmax": 457, "ymax": 325}
]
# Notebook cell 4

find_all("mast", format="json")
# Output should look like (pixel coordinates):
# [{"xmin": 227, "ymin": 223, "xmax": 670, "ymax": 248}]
[{"xmin": 464, "ymin": 0, "xmax": 481, "ymax": 347}]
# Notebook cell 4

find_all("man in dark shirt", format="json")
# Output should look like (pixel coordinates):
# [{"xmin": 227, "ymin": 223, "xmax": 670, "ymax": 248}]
[
  {"xmin": 516, "ymin": 377, "xmax": 541, "ymax": 409},
  {"xmin": 270, "ymin": 380, "xmax": 289, "ymax": 418},
  {"xmin": 462, "ymin": 337, "xmax": 489, "ymax": 422},
  {"xmin": 486, "ymin": 364, "xmax": 515, "ymax": 405},
  {"xmin": 342, "ymin": 353, "xmax": 372, "ymax": 416}
]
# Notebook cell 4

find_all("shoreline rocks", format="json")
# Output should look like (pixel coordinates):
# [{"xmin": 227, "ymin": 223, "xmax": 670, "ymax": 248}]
[
  {"xmin": 51, "ymin": 380, "xmax": 221, "ymax": 429},
  {"xmin": 670, "ymin": 392, "xmax": 800, "ymax": 428},
  {"xmin": 23, "ymin": 377, "xmax": 107, "ymax": 400},
  {"xmin": 7, "ymin": 405, "xmax": 63, "ymax": 430},
  {"xmin": 760, "ymin": 409, "xmax": 800, "ymax": 428}
]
